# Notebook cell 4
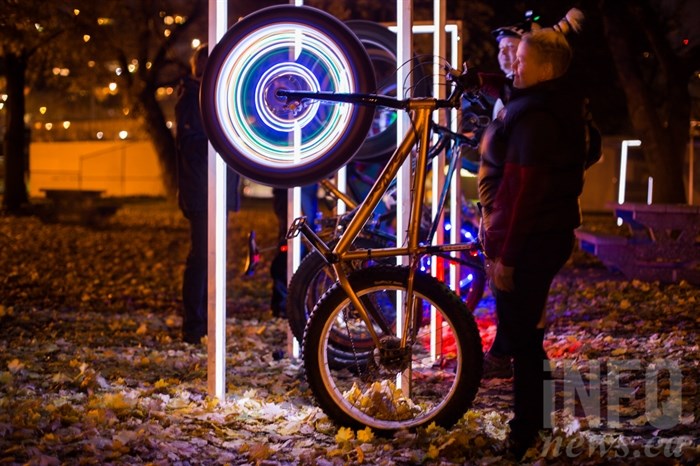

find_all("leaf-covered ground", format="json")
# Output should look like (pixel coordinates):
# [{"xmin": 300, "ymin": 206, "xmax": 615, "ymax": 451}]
[{"xmin": 0, "ymin": 198, "xmax": 698, "ymax": 465}]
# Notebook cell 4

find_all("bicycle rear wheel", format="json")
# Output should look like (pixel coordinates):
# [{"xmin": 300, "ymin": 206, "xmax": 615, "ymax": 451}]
[
  {"xmin": 303, "ymin": 265, "xmax": 483, "ymax": 432},
  {"xmin": 201, "ymin": 6, "xmax": 376, "ymax": 187}
]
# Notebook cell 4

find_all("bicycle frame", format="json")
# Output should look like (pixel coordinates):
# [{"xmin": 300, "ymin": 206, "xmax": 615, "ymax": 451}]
[
  {"xmin": 317, "ymin": 121, "xmax": 478, "ymax": 241},
  {"xmin": 281, "ymin": 81, "xmax": 482, "ymax": 350}
]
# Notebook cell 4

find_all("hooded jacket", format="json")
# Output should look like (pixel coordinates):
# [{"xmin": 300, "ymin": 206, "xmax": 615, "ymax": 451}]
[{"xmin": 478, "ymin": 76, "xmax": 587, "ymax": 265}]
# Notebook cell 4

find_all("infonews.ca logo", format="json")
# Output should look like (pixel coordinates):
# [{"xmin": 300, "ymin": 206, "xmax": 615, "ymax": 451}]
[{"xmin": 537, "ymin": 358, "xmax": 693, "ymax": 459}]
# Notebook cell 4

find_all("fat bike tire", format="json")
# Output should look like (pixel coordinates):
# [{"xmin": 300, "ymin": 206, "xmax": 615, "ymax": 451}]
[{"xmin": 302, "ymin": 265, "xmax": 483, "ymax": 433}]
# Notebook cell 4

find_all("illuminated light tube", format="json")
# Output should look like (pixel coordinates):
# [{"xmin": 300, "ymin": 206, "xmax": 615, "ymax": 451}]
[{"xmin": 617, "ymin": 139, "xmax": 642, "ymax": 225}]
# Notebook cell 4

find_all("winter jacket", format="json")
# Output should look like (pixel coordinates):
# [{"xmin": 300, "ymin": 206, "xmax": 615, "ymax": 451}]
[
  {"xmin": 478, "ymin": 76, "xmax": 588, "ymax": 265},
  {"xmin": 175, "ymin": 75, "xmax": 240, "ymax": 215}
]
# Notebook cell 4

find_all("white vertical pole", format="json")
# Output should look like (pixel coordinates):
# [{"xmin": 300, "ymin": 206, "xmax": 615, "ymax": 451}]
[
  {"xmin": 207, "ymin": 0, "xmax": 227, "ymax": 400},
  {"xmin": 396, "ymin": 0, "xmax": 412, "ymax": 392},
  {"xmin": 617, "ymin": 139, "xmax": 641, "ymax": 225},
  {"xmin": 288, "ymin": 0, "xmax": 302, "ymax": 359},
  {"xmin": 430, "ymin": 0, "xmax": 446, "ymax": 362},
  {"xmin": 448, "ymin": 24, "xmax": 462, "ymax": 296},
  {"xmin": 690, "ymin": 121, "xmax": 696, "ymax": 205},
  {"xmin": 337, "ymin": 166, "xmax": 347, "ymax": 215}
]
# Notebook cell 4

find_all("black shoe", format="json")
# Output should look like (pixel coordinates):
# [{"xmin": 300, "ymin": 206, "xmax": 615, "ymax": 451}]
[
  {"xmin": 506, "ymin": 431, "xmax": 537, "ymax": 462},
  {"xmin": 481, "ymin": 351, "xmax": 513, "ymax": 379},
  {"xmin": 271, "ymin": 305, "xmax": 287, "ymax": 319}
]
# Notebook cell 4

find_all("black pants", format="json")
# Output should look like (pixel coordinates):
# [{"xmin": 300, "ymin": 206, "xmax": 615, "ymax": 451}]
[
  {"xmin": 182, "ymin": 210, "xmax": 208, "ymax": 341},
  {"xmin": 494, "ymin": 231, "xmax": 574, "ymax": 440}
]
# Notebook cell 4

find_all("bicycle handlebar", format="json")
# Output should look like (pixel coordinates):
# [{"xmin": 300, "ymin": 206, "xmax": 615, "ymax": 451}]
[
  {"xmin": 276, "ymin": 64, "xmax": 475, "ymax": 111},
  {"xmin": 275, "ymin": 90, "xmax": 410, "ymax": 110}
]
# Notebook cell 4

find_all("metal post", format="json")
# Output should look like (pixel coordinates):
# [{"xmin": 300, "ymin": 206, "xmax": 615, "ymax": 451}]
[
  {"xmin": 395, "ymin": 0, "xmax": 412, "ymax": 392},
  {"xmin": 288, "ymin": 0, "xmax": 303, "ymax": 359},
  {"xmin": 430, "ymin": 0, "xmax": 446, "ymax": 363},
  {"xmin": 690, "ymin": 121, "xmax": 697, "ymax": 205},
  {"xmin": 207, "ymin": 0, "xmax": 228, "ymax": 400}
]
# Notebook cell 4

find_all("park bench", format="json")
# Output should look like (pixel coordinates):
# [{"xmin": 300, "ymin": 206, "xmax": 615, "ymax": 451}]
[
  {"xmin": 575, "ymin": 202, "xmax": 700, "ymax": 284},
  {"xmin": 37, "ymin": 189, "xmax": 122, "ymax": 226}
]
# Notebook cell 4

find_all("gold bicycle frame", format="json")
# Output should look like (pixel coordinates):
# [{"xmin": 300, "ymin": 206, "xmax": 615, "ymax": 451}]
[
  {"xmin": 282, "ymin": 87, "xmax": 480, "ymax": 353},
  {"xmin": 330, "ymin": 102, "xmax": 434, "ymax": 349}
]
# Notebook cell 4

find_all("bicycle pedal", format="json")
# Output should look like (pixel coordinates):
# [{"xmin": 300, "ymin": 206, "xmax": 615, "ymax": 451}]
[{"xmin": 286, "ymin": 216, "xmax": 307, "ymax": 239}]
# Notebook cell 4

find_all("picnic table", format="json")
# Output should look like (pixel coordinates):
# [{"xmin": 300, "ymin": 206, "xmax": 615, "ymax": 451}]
[
  {"xmin": 575, "ymin": 202, "xmax": 700, "ymax": 284},
  {"xmin": 37, "ymin": 189, "xmax": 122, "ymax": 226}
]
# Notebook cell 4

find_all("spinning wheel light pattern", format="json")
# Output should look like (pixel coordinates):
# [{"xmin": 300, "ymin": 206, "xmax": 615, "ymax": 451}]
[{"xmin": 201, "ymin": 6, "xmax": 376, "ymax": 187}]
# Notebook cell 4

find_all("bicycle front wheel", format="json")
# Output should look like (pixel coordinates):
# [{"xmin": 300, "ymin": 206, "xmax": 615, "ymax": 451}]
[
  {"xmin": 201, "ymin": 6, "xmax": 376, "ymax": 187},
  {"xmin": 303, "ymin": 265, "xmax": 483, "ymax": 433}
]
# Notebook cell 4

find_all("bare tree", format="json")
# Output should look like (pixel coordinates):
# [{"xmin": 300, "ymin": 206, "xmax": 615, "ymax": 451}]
[
  {"xmin": 74, "ymin": 0, "xmax": 207, "ymax": 197},
  {"xmin": 0, "ymin": 1, "xmax": 79, "ymax": 212},
  {"xmin": 601, "ymin": 0, "xmax": 695, "ymax": 203},
  {"xmin": 0, "ymin": 0, "xmax": 207, "ymax": 212}
]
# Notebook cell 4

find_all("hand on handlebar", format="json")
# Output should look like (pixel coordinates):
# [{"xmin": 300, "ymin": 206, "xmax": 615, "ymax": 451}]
[{"xmin": 445, "ymin": 63, "xmax": 482, "ymax": 91}]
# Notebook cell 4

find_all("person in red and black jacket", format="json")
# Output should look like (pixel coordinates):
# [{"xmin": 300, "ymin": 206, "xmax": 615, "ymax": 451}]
[
  {"xmin": 478, "ymin": 27, "xmax": 588, "ymax": 459},
  {"xmin": 477, "ymin": 8, "xmax": 587, "ymax": 381}
]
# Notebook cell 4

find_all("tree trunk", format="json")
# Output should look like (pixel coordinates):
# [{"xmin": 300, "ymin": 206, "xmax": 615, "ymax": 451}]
[
  {"xmin": 2, "ymin": 53, "xmax": 30, "ymax": 212},
  {"xmin": 601, "ymin": 0, "xmax": 688, "ymax": 203},
  {"xmin": 138, "ymin": 86, "xmax": 177, "ymax": 198}
]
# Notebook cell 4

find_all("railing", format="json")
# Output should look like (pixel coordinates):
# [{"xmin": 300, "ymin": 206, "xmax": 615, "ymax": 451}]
[{"xmin": 29, "ymin": 141, "xmax": 164, "ymax": 197}]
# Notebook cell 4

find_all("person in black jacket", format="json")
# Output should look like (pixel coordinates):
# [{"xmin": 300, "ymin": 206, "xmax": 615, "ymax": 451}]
[
  {"xmin": 478, "ymin": 28, "xmax": 588, "ymax": 459},
  {"xmin": 175, "ymin": 44, "xmax": 240, "ymax": 344},
  {"xmin": 478, "ymin": 9, "xmax": 586, "ymax": 380}
]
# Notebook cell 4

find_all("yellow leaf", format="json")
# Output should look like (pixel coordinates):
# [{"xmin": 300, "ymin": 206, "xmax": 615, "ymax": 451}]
[
  {"xmin": 136, "ymin": 323, "xmax": 147, "ymax": 335},
  {"xmin": 356, "ymin": 427, "xmax": 374, "ymax": 443},
  {"xmin": 335, "ymin": 426, "xmax": 355, "ymax": 444},
  {"xmin": 611, "ymin": 348, "xmax": 627, "ymax": 356},
  {"xmin": 0, "ymin": 371, "xmax": 13, "ymax": 385},
  {"xmin": 426, "ymin": 444, "xmax": 440, "ymax": 460},
  {"xmin": 154, "ymin": 379, "xmax": 169, "ymax": 389},
  {"xmin": 474, "ymin": 435, "xmax": 487, "ymax": 448},
  {"xmin": 354, "ymin": 446, "xmax": 364, "ymax": 463},
  {"xmin": 248, "ymin": 443, "xmax": 272, "ymax": 461},
  {"xmin": 103, "ymin": 393, "xmax": 131, "ymax": 411},
  {"xmin": 326, "ymin": 448, "xmax": 345, "ymax": 457},
  {"xmin": 7, "ymin": 358, "xmax": 24, "ymax": 374},
  {"xmin": 51, "ymin": 372, "xmax": 71, "ymax": 384},
  {"xmin": 205, "ymin": 397, "xmax": 219, "ymax": 410},
  {"xmin": 619, "ymin": 299, "xmax": 631, "ymax": 310},
  {"xmin": 424, "ymin": 421, "xmax": 441, "ymax": 435}
]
